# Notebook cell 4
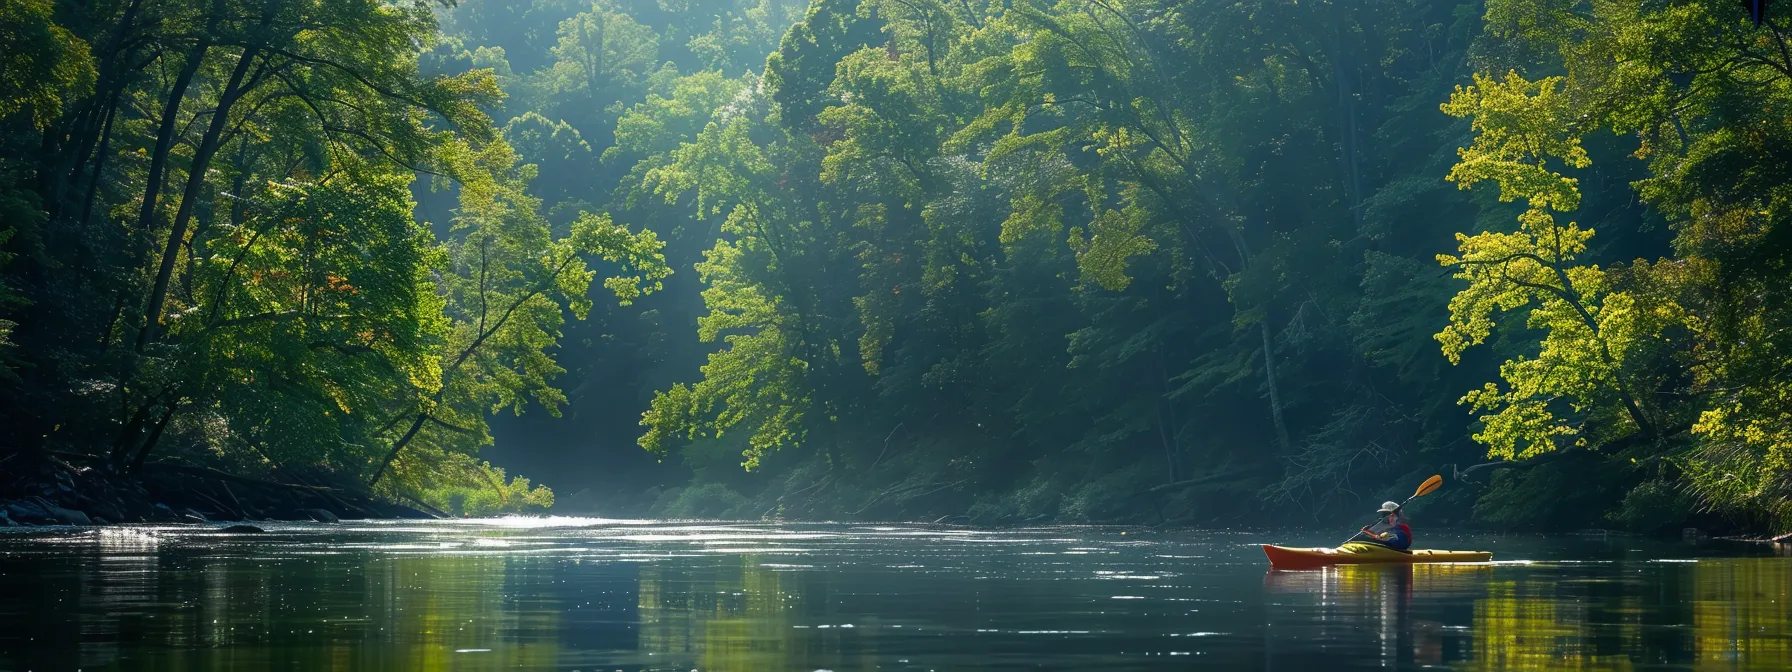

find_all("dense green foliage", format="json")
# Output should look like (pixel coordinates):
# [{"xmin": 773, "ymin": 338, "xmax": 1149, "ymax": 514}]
[
  {"xmin": 9, "ymin": 0, "xmax": 1792, "ymax": 531},
  {"xmin": 612, "ymin": 0, "xmax": 1792, "ymax": 532},
  {"xmin": 0, "ymin": 0, "xmax": 668, "ymax": 511}
]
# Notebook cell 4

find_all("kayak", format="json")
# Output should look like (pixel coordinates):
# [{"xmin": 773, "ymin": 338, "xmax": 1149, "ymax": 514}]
[{"xmin": 1262, "ymin": 542, "xmax": 1492, "ymax": 570}]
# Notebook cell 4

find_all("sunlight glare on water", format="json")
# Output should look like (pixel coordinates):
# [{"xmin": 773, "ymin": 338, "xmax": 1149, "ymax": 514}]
[{"xmin": 1, "ymin": 521, "xmax": 1791, "ymax": 670}]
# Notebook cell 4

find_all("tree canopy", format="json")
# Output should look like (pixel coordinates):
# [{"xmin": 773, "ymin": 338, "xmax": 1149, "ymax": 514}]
[{"xmin": 9, "ymin": 0, "xmax": 1792, "ymax": 532}]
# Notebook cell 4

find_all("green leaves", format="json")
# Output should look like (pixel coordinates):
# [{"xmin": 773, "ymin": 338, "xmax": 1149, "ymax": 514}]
[
  {"xmin": 190, "ymin": 166, "xmax": 442, "ymax": 468},
  {"xmin": 1067, "ymin": 187, "xmax": 1157, "ymax": 292},
  {"xmin": 1435, "ymin": 68, "xmax": 1662, "ymax": 460},
  {"xmin": 0, "ymin": 0, "xmax": 93, "ymax": 128},
  {"xmin": 609, "ymin": 71, "xmax": 744, "ymax": 162},
  {"xmin": 547, "ymin": 5, "xmax": 658, "ymax": 103},
  {"xmin": 1441, "ymin": 71, "xmax": 1589, "ymax": 213},
  {"xmin": 574, "ymin": 210, "xmax": 670, "ymax": 307}
]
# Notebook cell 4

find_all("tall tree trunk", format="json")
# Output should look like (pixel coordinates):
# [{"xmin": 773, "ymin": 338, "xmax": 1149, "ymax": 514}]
[
  {"xmin": 1156, "ymin": 345, "xmax": 1180, "ymax": 484},
  {"xmin": 76, "ymin": 102, "xmax": 118, "ymax": 231},
  {"xmin": 97, "ymin": 291, "xmax": 125, "ymax": 355},
  {"xmin": 180, "ymin": 180, "xmax": 218, "ymax": 305},
  {"xmin": 128, "ymin": 405, "xmax": 179, "ymax": 474},
  {"xmin": 109, "ymin": 402, "xmax": 155, "ymax": 467},
  {"xmin": 132, "ymin": 42, "xmax": 208, "ymax": 234},
  {"xmin": 1328, "ymin": 16, "xmax": 1363, "ymax": 226},
  {"xmin": 1261, "ymin": 320, "xmax": 1293, "ymax": 456},
  {"xmin": 1228, "ymin": 230, "xmax": 1294, "ymax": 456},
  {"xmin": 60, "ymin": 0, "xmax": 145, "ymax": 192},
  {"xmin": 137, "ymin": 46, "xmax": 259, "ymax": 351}
]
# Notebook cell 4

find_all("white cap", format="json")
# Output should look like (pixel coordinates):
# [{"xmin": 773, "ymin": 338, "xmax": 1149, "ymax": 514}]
[{"xmin": 1377, "ymin": 501, "xmax": 1400, "ymax": 513}]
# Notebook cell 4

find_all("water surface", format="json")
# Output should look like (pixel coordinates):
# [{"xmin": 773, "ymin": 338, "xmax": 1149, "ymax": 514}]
[{"xmin": 1, "ymin": 521, "xmax": 1789, "ymax": 670}]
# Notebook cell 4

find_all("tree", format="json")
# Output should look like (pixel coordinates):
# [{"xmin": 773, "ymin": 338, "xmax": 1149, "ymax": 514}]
[
  {"xmin": 539, "ymin": 3, "xmax": 658, "ymax": 123},
  {"xmin": 370, "ymin": 136, "xmax": 669, "ymax": 487},
  {"xmin": 1435, "ymin": 70, "xmax": 1667, "ymax": 461}
]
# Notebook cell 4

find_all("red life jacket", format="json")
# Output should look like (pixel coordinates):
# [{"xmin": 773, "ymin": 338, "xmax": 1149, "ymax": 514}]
[{"xmin": 1387, "ymin": 522, "xmax": 1412, "ymax": 550}]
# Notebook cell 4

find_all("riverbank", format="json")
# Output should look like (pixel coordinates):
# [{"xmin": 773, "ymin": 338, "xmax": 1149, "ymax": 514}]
[{"xmin": 0, "ymin": 452, "xmax": 436, "ymax": 527}]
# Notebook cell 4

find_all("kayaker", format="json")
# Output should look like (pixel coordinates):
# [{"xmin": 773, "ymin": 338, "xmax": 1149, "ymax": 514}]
[{"xmin": 1359, "ymin": 501, "xmax": 1412, "ymax": 551}]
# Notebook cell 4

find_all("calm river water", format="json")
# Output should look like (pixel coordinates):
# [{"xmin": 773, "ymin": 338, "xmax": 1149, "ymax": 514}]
[{"xmin": 0, "ymin": 521, "xmax": 1789, "ymax": 670}]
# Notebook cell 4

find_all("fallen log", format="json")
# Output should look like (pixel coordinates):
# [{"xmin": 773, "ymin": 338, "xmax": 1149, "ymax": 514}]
[
  {"xmin": 1145, "ymin": 468, "xmax": 1268, "ymax": 494},
  {"xmin": 396, "ymin": 492, "xmax": 450, "ymax": 519},
  {"xmin": 143, "ymin": 462, "xmax": 341, "ymax": 492}
]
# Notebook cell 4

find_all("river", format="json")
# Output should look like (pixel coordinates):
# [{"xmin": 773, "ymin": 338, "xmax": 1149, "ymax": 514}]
[{"xmin": 0, "ymin": 521, "xmax": 1788, "ymax": 670}]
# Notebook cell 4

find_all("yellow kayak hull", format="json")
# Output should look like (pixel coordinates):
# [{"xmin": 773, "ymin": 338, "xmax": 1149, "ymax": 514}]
[{"xmin": 1262, "ymin": 542, "xmax": 1492, "ymax": 570}]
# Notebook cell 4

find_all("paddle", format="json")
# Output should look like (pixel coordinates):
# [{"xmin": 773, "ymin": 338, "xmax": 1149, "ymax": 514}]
[{"xmin": 1341, "ymin": 474, "xmax": 1443, "ymax": 547}]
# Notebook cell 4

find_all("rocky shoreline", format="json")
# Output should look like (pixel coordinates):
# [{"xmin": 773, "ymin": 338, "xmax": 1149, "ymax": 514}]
[{"xmin": 0, "ymin": 452, "xmax": 437, "ymax": 528}]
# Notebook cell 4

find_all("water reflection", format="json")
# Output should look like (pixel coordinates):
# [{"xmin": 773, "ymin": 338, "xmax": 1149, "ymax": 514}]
[
  {"xmin": 1693, "ymin": 560, "xmax": 1792, "ymax": 669},
  {"xmin": 1260, "ymin": 553, "xmax": 1792, "ymax": 671},
  {"xmin": 0, "ymin": 524, "xmax": 1789, "ymax": 670},
  {"xmin": 637, "ymin": 556, "xmax": 812, "ymax": 669}
]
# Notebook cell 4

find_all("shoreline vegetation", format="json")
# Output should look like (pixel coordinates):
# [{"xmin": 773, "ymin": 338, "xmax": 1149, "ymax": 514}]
[{"xmin": 8, "ymin": 0, "xmax": 1792, "ymax": 537}]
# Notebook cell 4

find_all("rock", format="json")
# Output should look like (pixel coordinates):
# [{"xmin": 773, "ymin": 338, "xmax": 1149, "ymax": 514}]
[
  {"xmin": 219, "ymin": 524, "xmax": 264, "ymax": 534},
  {"xmin": 179, "ymin": 508, "xmax": 208, "ymax": 523},
  {"xmin": 2, "ymin": 503, "xmax": 34, "ymax": 522},
  {"xmin": 91, "ymin": 517, "xmax": 109, "ymax": 525},
  {"xmin": 80, "ymin": 499, "xmax": 125, "ymax": 523},
  {"xmin": 6, "ymin": 499, "xmax": 91, "ymax": 525},
  {"xmin": 0, "ymin": 510, "xmax": 15, "ymax": 527},
  {"xmin": 55, "ymin": 508, "xmax": 92, "ymax": 526},
  {"xmin": 301, "ymin": 508, "xmax": 339, "ymax": 523}
]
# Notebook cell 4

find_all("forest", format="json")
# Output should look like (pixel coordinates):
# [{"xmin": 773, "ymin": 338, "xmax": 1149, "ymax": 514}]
[{"xmin": 4, "ymin": 0, "xmax": 1792, "ymax": 533}]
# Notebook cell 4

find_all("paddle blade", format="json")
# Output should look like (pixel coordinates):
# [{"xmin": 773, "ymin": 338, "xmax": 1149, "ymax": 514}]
[{"xmin": 1413, "ymin": 474, "xmax": 1443, "ymax": 498}]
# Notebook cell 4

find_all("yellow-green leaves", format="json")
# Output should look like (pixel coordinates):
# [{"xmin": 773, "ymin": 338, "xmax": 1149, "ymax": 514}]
[
  {"xmin": 645, "ymin": 119, "xmax": 774, "ymax": 219},
  {"xmin": 1441, "ymin": 71, "xmax": 1589, "ymax": 212},
  {"xmin": 194, "ymin": 165, "xmax": 443, "ymax": 469},
  {"xmin": 639, "ymin": 383, "xmax": 698, "ymax": 457},
  {"xmin": 1433, "ymin": 211, "xmax": 1597, "ymax": 365},
  {"xmin": 1437, "ymin": 70, "xmax": 1660, "ymax": 461},
  {"xmin": 630, "ymin": 97, "xmax": 819, "ymax": 470},
  {"xmin": 570, "ymin": 211, "xmax": 670, "ymax": 307},
  {"xmin": 819, "ymin": 47, "xmax": 944, "ymax": 204},
  {"xmin": 1068, "ymin": 201, "xmax": 1157, "ymax": 292}
]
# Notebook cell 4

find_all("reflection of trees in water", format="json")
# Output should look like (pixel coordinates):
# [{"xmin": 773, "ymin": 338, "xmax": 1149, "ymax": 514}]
[
  {"xmin": 1264, "ymin": 565, "xmax": 1489, "ymax": 667},
  {"xmin": 1468, "ymin": 578, "xmax": 1635, "ymax": 671},
  {"xmin": 1263, "ymin": 560, "xmax": 1792, "ymax": 670},
  {"xmin": 360, "ymin": 554, "xmax": 564, "ymax": 669},
  {"xmin": 3, "ymin": 543, "xmax": 566, "ymax": 670},
  {"xmin": 1467, "ymin": 559, "xmax": 1792, "ymax": 671},
  {"xmin": 190, "ymin": 552, "xmax": 566, "ymax": 669},
  {"xmin": 10, "ymin": 539, "xmax": 1792, "ymax": 670},
  {"xmin": 78, "ymin": 529, "xmax": 166, "ymax": 669},
  {"xmin": 1694, "ymin": 560, "xmax": 1792, "ymax": 668},
  {"xmin": 637, "ymin": 555, "xmax": 862, "ymax": 670}
]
